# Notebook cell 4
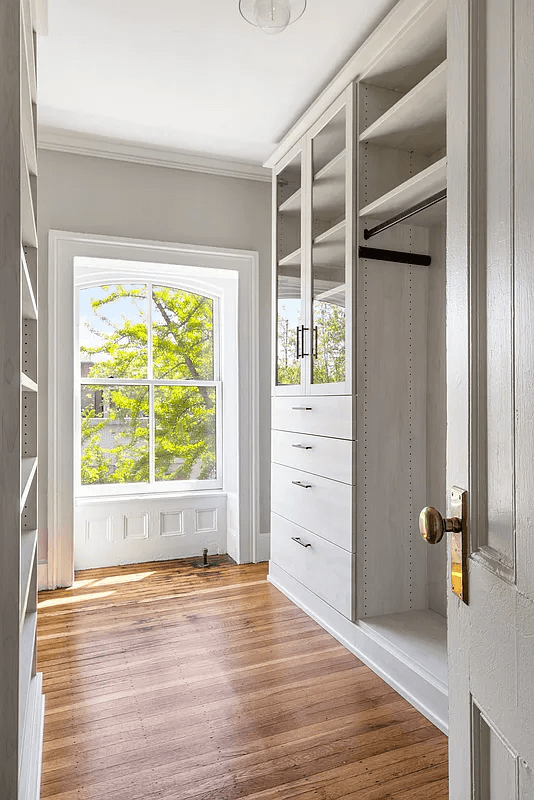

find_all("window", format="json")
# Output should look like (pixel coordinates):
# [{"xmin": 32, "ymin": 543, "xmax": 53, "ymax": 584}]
[{"xmin": 78, "ymin": 282, "xmax": 221, "ymax": 494}]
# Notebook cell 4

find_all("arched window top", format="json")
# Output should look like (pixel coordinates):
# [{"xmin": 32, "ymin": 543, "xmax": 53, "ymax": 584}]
[{"xmin": 79, "ymin": 283, "xmax": 215, "ymax": 383}]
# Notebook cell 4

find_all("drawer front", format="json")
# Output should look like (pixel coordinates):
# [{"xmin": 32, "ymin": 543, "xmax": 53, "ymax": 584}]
[
  {"xmin": 272, "ymin": 395, "xmax": 354, "ymax": 440},
  {"xmin": 272, "ymin": 429, "xmax": 354, "ymax": 485},
  {"xmin": 271, "ymin": 462, "xmax": 354, "ymax": 551},
  {"xmin": 270, "ymin": 513, "xmax": 353, "ymax": 618}
]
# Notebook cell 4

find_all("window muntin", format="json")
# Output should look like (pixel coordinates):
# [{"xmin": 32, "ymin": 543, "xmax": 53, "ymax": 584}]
[{"xmin": 78, "ymin": 282, "xmax": 220, "ymax": 493}]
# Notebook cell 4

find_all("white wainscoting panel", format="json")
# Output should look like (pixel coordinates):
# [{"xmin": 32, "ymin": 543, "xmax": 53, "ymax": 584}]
[
  {"xmin": 195, "ymin": 509, "xmax": 217, "ymax": 532},
  {"xmin": 75, "ymin": 493, "xmax": 227, "ymax": 570},
  {"xmin": 159, "ymin": 511, "xmax": 184, "ymax": 536}
]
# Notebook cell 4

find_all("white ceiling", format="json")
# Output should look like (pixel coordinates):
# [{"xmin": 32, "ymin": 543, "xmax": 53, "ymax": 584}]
[{"xmin": 38, "ymin": 0, "xmax": 399, "ymax": 166}]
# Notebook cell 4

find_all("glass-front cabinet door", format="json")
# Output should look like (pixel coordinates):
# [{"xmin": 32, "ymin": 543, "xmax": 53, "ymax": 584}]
[
  {"xmin": 272, "ymin": 85, "xmax": 355, "ymax": 396},
  {"xmin": 274, "ymin": 145, "xmax": 306, "ymax": 394},
  {"xmin": 308, "ymin": 87, "xmax": 355, "ymax": 395}
]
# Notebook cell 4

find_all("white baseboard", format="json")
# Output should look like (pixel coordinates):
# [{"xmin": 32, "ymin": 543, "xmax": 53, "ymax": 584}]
[
  {"xmin": 268, "ymin": 562, "xmax": 448, "ymax": 735},
  {"xmin": 226, "ymin": 527, "xmax": 239, "ymax": 563},
  {"xmin": 37, "ymin": 561, "xmax": 49, "ymax": 591},
  {"xmin": 255, "ymin": 531, "xmax": 270, "ymax": 563}
]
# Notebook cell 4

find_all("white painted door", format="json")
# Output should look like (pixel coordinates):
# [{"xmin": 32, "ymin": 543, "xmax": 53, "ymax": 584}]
[{"xmin": 447, "ymin": 0, "xmax": 534, "ymax": 796}]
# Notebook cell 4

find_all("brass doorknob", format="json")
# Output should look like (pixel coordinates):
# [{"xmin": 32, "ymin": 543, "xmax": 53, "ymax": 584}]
[{"xmin": 419, "ymin": 506, "xmax": 462, "ymax": 544}]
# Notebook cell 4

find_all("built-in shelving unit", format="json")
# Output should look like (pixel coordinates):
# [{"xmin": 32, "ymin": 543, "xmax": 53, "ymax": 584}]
[
  {"xmin": 22, "ymin": 249, "xmax": 38, "ymax": 320},
  {"xmin": 21, "ymin": 143, "xmax": 38, "ymax": 248},
  {"xmin": 313, "ymin": 219, "xmax": 346, "ymax": 267},
  {"xmin": 360, "ymin": 157, "xmax": 447, "ymax": 228},
  {"xmin": 355, "ymin": 0, "xmax": 448, "ymax": 729},
  {"xmin": 269, "ymin": 0, "xmax": 449, "ymax": 735},
  {"xmin": 278, "ymin": 246, "xmax": 302, "ymax": 267},
  {"xmin": 0, "ymin": 0, "xmax": 44, "ymax": 794},
  {"xmin": 278, "ymin": 188, "xmax": 301, "ymax": 214},
  {"xmin": 20, "ymin": 529, "xmax": 38, "ymax": 625},
  {"xmin": 360, "ymin": 62, "xmax": 447, "ymax": 155}
]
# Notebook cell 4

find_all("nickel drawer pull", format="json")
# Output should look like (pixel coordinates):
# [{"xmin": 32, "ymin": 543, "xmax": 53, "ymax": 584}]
[
  {"xmin": 292, "ymin": 480, "xmax": 312, "ymax": 488},
  {"xmin": 292, "ymin": 406, "xmax": 312, "ymax": 410},
  {"xmin": 292, "ymin": 536, "xmax": 312, "ymax": 548},
  {"xmin": 292, "ymin": 444, "xmax": 312, "ymax": 450}
]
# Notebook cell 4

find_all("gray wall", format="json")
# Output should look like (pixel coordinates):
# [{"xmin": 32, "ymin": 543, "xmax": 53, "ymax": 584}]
[{"xmin": 37, "ymin": 149, "xmax": 272, "ymax": 566}]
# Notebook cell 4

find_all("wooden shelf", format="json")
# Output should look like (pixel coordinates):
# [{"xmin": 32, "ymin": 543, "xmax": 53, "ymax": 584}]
[
  {"xmin": 21, "ymin": 29, "xmax": 37, "ymax": 177},
  {"xmin": 360, "ymin": 610, "xmax": 448, "ymax": 691},
  {"xmin": 312, "ymin": 150, "xmax": 346, "ymax": 220},
  {"xmin": 312, "ymin": 109, "xmax": 346, "ymax": 175},
  {"xmin": 361, "ymin": 0, "xmax": 447, "ymax": 94},
  {"xmin": 315, "ymin": 283, "xmax": 346, "ymax": 307},
  {"xmin": 278, "ymin": 247, "xmax": 302, "ymax": 267},
  {"xmin": 19, "ymin": 611, "xmax": 37, "ymax": 743},
  {"xmin": 279, "ymin": 246, "xmax": 302, "ymax": 267},
  {"xmin": 21, "ymin": 141, "xmax": 37, "ymax": 249},
  {"xmin": 21, "ymin": 0, "xmax": 37, "ymax": 101},
  {"xmin": 313, "ymin": 219, "xmax": 346, "ymax": 267},
  {"xmin": 21, "ymin": 457, "xmax": 37, "ymax": 512},
  {"xmin": 21, "ymin": 248, "xmax": 38, "ymax": 320},
  {"xmin": 315, "ymin": 149, "xmax": 346, "ymax": 183},
  {"xmin": 360, "ymin": 157, "xmax": 446, "ymax": 228},
  {"xmin": 21, "ymin": 373, "xmax": 38, "ymax": 393},
  {"xmin": 360, "ymin": 62, "xmax": 447, "ymax": 156},
  {"xmin": 279, "ymin": 188, "xmax": 302, "ymax": 214},
  {"xmin": 20, "ymin": 530, "xmax": 37, "ymax": 628}
]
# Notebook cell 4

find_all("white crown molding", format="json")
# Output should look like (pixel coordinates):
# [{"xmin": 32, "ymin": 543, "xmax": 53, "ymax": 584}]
[{"xmin": 37, "ymin": 127, "xmax": 271, "ymax": 183}]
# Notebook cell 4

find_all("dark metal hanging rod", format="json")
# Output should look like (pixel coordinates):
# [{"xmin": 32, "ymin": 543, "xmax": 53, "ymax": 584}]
[
  {"xmin": 363, "ymin": 189, "xmax": 447, "ymax": 241},
  {"xmin": 359, "ymin": 246, "xmax": 431, "ymax": 267}
]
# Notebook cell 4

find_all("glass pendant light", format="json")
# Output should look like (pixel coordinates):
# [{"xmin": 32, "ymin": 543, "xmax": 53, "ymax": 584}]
[
  {"xmin": 239, "ymin": 0, "xmax": 307, "ymax": 35},
  {"xmin": 254, "ymin": 0, "xmax": 291, "ymax": 34}
]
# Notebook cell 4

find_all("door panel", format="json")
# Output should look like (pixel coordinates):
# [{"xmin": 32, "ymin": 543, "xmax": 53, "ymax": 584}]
[{"xmin": 447, "ymin": 0, "xmax": 534, "ymax": 796}]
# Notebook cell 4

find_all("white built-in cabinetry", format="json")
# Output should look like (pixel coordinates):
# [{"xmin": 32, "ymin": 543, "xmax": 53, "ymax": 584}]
[
  {"xmin": 0, "ymin": 0, "xmax": 45, "ymax": 796},
  {"xmin": 268, "ymin": 0, "xmax": 449, "ymax": 733}
]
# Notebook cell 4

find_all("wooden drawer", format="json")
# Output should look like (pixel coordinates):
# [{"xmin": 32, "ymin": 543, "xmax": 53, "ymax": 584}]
[
  {"xmin": 272, "ymin": 395, "xmax": 354, "ymax": 440},
  {"xmin": 272, "ymin": 429, "xmax": 355, "ymax": 485},
  {"xmin": 271, "ymin": 462, "xmax": 354, "ymax": 551},
  {"xmin": 270, "ymin": 513, "xmax": 353, "ymax": 618}
]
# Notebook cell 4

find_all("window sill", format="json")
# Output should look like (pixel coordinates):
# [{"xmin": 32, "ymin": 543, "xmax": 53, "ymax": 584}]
[{"xmin": 75, "ymin": 489, "xmax": 227, "ymax": 506}]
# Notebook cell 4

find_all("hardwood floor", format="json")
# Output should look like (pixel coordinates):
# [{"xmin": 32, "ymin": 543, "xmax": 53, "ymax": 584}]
[{"xmin": 37, "ymin": 558, "xmax": 448, "ymax": 799}]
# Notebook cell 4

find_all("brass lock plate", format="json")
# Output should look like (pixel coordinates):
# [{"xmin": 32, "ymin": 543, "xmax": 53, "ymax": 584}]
[{"xmin": 450, "ymin": 486, "xmax": 468, "ymax": 603}]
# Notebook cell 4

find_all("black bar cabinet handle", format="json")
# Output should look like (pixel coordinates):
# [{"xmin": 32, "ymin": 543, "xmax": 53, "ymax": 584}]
[{"xmin": 301, "ymin": 326, "xmax": 309, "ymax": 357}]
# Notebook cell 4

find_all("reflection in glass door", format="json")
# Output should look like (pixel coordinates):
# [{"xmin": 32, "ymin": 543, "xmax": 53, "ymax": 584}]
[
  {"xmin": 276, "ymin": 151, "xmax": 303, "ymax": 388},
  {"xmin": 310, "ymin": 106, "xmax": 347, "ymax": 387}
]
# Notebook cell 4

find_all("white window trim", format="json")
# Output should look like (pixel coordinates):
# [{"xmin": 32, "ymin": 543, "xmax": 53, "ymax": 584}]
[
  {"xmin": 75, "ymin": 273, "xmax": 223, "ymax": 496},
  {"xmin": 47, "ymin": 231, "xmax": 260, "ymax": 589}
]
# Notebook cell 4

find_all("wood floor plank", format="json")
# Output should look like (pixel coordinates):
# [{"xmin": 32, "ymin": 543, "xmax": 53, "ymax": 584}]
[{"xmin": 38, "ymin": 557, "xmax": 448, "ymax": 799}]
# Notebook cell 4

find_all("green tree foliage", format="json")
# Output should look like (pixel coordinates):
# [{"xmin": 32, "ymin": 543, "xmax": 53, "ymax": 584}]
[
  {"xmin": 312, "ymin": 302, "xmax": 346, "ymax": 384},
  {"xmin": 81, "ymin": 284, "xmax": 216, "ymax": 485},
  {"xmin": 277, "ymin": 300, "xmax": 345, "ymax": 386}
]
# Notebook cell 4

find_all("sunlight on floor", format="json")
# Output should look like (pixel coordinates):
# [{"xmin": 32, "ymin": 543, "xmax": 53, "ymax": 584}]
[{"xmin": 38, "ymin": 590, "xmax": 115, "ymax": 608}]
